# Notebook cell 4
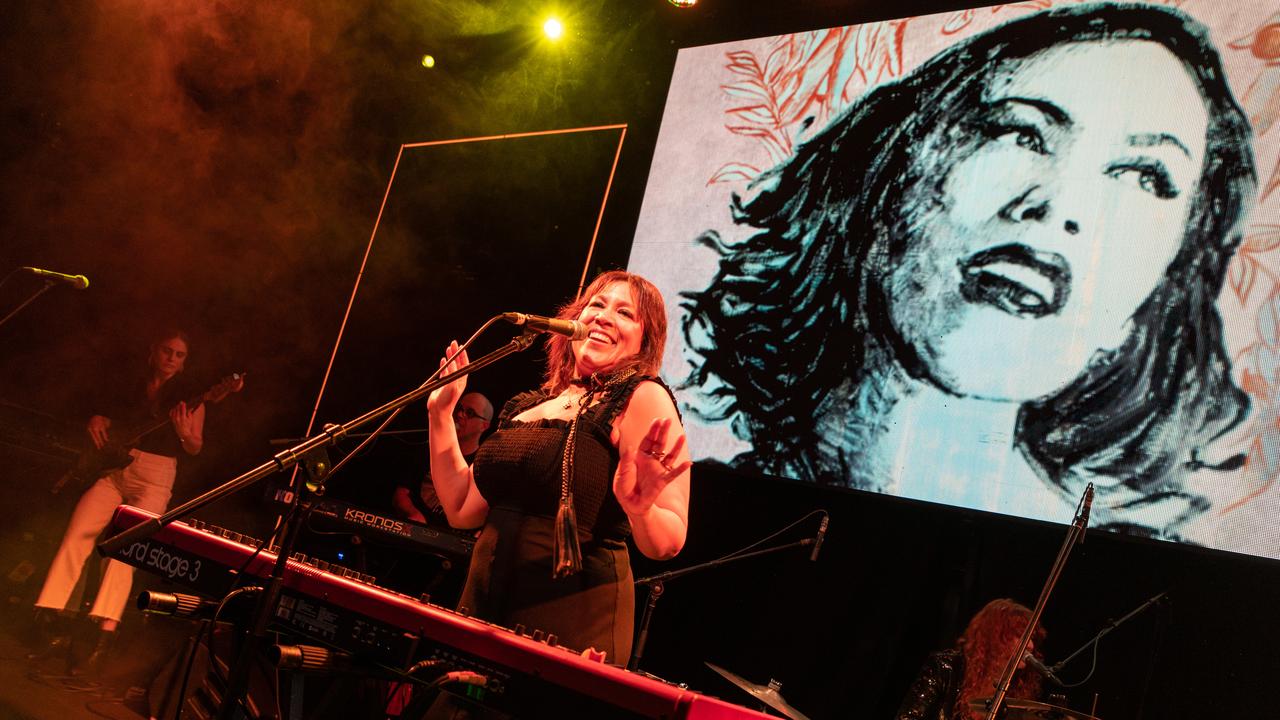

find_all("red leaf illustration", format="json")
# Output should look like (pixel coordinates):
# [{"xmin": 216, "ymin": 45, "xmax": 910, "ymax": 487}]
[
  {"xmin": 708, "ymin": 162, "xmax": 763, "ymax": 186},
  {"xmin": 1244, "ymin": 225, "xmax": 1280, "ymax": 254},
  {"xmin": 726, "ymin": 104, "xmax": 779, "ymax": 125},
  {"xmin": 1241, "ymin": 366, "xmax": 1271, "ymax": 399},
  {"xmin": 725, "ymin": 51, "xmax": 762, "ymax": 75},
  {"xmin": 713, "ymin": 22, "xmax": 908, "ymax": 184},
  {"xmin": 725, "ymin": 125, "xmax": 774, "ymax": 137},
  {"xmin": 722, "ymin": 80, "xmax": 772, "ymax": 103},
  {"xmin": 943, "ymin": 9, "xmax": 977, "ymax": 34},
  {"xmin": 1229, "ymin": 255, "xmax": 1259, "ymax": 305},
  {"xmin": 1263, "ymin": 153, "xmax": 1280, "ymax": 203},
  {"xmin": 1258, "ymin": 292, "xmax": 1280, "ymax": 350}
]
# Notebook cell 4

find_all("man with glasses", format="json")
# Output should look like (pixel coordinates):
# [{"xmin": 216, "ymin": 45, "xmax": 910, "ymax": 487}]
[{"xmin": 392, "ymin": 391, "xmax": 493, "ymax": 522}]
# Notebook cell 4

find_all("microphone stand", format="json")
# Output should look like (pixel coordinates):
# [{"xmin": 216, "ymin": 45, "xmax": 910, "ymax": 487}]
[
  {"xmin": 0, "ymin": 279, "xmax": 57, "ymax": 330},
  {"xmin": 983, "ymin": 483, "xmax": 1093, "ymax": 720},
  {"xmin": 1049, "ymin": 590, "xmax": 1168, "ymax": 677},
  {"xmin": 96, "ymin": 330, "xmax": 538, "ymax": 720},
  {"xmin": 627, "ymin": 529, "xmax": 819, "ymax": 673}
]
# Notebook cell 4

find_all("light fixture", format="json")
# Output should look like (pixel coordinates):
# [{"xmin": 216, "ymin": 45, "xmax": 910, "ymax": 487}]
[
  {"xmin": 543, "ymin": 17, "xmax": 564, "ymax": 40},
  {"xmin": 669, "ymin": 0, "xmax": 697, "ymax": 7}
]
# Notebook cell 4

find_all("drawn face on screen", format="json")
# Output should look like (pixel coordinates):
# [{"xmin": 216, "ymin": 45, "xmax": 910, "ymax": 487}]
[{"xmin": 886, "ymin": 40, "xmax": 1208, "ymax": 401}]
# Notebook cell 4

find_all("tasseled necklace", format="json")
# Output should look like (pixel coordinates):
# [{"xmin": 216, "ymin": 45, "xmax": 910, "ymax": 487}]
[{"xmin": 552, "ymin": 367, "xmax": 637, "ymax": 578}]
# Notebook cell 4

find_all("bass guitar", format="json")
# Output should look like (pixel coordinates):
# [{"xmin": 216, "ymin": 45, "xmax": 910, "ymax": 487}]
[{"xmin": 53, "ymin": 372, "xmax": 244, "ymax": 493}]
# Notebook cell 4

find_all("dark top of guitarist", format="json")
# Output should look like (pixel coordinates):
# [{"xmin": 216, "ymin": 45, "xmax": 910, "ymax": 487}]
[
  {"xmin": 100, "ymin": 373, "xmax": 199, "ymax": 458},
  {"xmin": 87, "ymin": 333, "xmax": 205, "ymax": 461}
]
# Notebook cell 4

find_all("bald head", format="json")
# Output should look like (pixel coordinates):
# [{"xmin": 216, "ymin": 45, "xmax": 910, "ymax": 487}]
[{"xmin": 453, "ymin": 392, "xmax": 494, "ymax": 454}]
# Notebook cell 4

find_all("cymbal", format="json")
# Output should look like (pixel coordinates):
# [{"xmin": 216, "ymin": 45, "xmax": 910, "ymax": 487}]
[
  {"xmin": 705, "ymin": 662, "xmax": 812, "ymax": 720},
  {"xmin": 969, "ymin": 697, "xmax": 1100, "ymax": 720}
]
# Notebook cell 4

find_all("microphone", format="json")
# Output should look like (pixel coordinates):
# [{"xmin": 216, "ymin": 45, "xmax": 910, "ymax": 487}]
[
  {"xmin": 22, "ymin": 266, "xmax": 89, "ymax": 290},
  {"xmin": 1078, "ymin": 482, "xmax": 1094, "ymax": 544},
  {"xmin": 502, "ymin": 312, "xmax": 588, "ymax": 340},
  {"xmin": 1023, "ymin": 652, "xmax": 1064, "ymax": 686},
  {"xmin": 810, "ymin": 515, "xmax": 828, "ymax": 562}
]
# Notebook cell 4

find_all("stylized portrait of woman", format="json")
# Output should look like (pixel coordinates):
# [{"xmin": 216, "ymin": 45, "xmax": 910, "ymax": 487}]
[{"xmin": 678, "ymin": 3, "xmax": 1257, "ymax": 539}]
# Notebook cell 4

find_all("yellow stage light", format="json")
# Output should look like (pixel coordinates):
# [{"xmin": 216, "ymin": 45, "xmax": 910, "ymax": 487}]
[
  {"xmin": 543, "ymin": 17, "xmax": 564, "ymax": 40},
  {"xmin": 421, "ymin": 54, "xmax": 436, "ymax": 68}
]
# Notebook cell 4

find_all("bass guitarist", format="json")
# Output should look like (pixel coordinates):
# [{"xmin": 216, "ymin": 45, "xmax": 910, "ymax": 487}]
[{"xmin": 31, "ymin": 328, "xmax": 237, "ymax": 672}]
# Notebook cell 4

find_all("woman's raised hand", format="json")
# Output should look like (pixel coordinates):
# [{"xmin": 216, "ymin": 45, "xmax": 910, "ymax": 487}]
[
  {"xmin": 427, "ymin": 340, "xmax": 469, "ymax": 414},
  {"xmin": 614, "ymin": 417, "xmax": 692, "ymax": 518}
]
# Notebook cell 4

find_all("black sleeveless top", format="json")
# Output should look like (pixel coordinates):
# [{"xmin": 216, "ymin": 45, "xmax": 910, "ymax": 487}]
[
  {"xmin": 459, "ymin": 374, "xmax": 675, "ymax": 661},
  {"xmin": 472, "ymin": 375, "xmax": 655, "ymax": 540}
]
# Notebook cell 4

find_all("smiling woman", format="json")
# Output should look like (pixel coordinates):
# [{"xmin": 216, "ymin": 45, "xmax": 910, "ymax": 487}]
[
  {"xmin": 425, "ymin": 271, "xmax": 691, "ymax": 662},
  {"xmin": 680, "ymin": 3, "xmax": 1256, "ymax": 539}
]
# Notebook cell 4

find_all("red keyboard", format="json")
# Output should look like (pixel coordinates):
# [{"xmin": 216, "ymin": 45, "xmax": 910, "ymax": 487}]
[{"xmin": 106, "ymin": 504, "xmax": 771, "ymax": 720}]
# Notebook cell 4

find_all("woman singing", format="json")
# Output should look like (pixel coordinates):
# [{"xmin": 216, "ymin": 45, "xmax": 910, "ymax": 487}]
[{"xmin": 427, "ymin": 270, "xmax": 691, "ymax": 662}]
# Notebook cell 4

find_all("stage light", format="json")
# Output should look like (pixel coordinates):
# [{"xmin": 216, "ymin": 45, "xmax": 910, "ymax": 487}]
[
  {"xmin": 421, "ymin": 54, "xmax": 436, "ymax": 68},
  {"xmin": 543, "ymin": 17, "xmax": 564, "ymax": 40},
  {"xmin": 669, "ymin": 0, "xmax": 697, "ymax": 7}
]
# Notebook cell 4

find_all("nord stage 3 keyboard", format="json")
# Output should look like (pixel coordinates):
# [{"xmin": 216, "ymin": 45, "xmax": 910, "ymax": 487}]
[{"xmin": 105, "ymin": 505, "xmax": 773, "ymax": 720}]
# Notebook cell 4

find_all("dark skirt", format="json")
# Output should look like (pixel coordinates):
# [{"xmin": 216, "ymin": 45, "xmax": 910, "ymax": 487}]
[{"xmin": 457, "ymin": 508, "xmax": 635, "ymax": 663}]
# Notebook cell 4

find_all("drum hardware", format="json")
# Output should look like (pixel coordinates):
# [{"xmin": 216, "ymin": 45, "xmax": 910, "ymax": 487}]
[{"xmin": 705, "ymin": 662, "xmax": 811, "ymax": 720}]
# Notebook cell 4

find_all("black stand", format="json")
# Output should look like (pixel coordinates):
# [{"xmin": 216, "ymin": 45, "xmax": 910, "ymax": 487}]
[
  {"xmin": 983, "ymin": 483, "xmax": 1093, "ymax": 720},
  {"xmin": 626, "ymin": 517, "xmax": 824, "ymax": 673},
  {"xmin": 1049, "ymin": 590, "xmax": 1168, "ymax": 677},
  {"xmin": 97, "ymin": 327, "xmax": 538, "ymax": 720},
  {"xmin": 0, "ymin": 280, "xmax": 57, "ymax": 329}
]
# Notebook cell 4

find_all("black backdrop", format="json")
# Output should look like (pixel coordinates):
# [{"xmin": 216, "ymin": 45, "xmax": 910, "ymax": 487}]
[{"xmin": 0, "ymin": 0, "xmax": 1275, "ymax": 717}]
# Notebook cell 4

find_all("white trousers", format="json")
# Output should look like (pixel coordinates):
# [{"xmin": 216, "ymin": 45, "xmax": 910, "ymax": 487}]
[{"xmin": 35, "ymin": 450, "xmax": 176, "ymax": 622}]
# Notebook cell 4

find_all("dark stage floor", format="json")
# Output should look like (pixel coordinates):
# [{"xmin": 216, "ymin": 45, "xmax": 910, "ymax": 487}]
[{"xmin": 0, "ymin": 617, "xmax": 153, "ymax": 720}]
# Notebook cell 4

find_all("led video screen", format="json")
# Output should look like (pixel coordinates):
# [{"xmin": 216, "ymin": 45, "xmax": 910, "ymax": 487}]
[{"xmin": 630, "ymin": 1, "xmax": 1280, "ymax": 558}]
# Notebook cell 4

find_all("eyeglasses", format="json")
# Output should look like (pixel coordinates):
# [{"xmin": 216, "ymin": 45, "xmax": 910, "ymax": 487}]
[{"xmin": 454, "ymin": 407, "xmax": 490, "ymax": 422}]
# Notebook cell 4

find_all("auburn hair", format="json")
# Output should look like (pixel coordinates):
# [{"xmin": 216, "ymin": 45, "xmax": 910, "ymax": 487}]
[
  {"xmin": 956, "ymin": 599, "xmax": 1046, "ymax": 720},
  {"xmin": 542, "ymin": 271, "xmax": 668, "ymax": 393}
]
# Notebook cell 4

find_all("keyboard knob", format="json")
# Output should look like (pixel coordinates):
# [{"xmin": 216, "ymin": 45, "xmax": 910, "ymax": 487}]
[
  {"xmin": 514, "ymin": 624, "xmax": 526, "ymax": 636},
  {"xmin": 531, "ymin": 629, "xmax": 545, "ymax": 642},
  {"xmin": 545, "ymin": 634, "xmax": 557, "ymax": 647}
]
